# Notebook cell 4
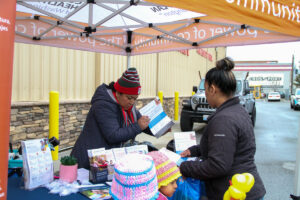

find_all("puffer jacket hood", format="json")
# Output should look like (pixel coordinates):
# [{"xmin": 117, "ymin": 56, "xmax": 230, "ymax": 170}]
[{"xmin": 91, "ymin": 83, "xmax": 116, "ymax": 105}]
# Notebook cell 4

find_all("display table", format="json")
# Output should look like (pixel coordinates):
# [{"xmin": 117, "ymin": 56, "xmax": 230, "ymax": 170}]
[{"xmin": 7, "ymin": 177, "xmax": 88, "ymax": 200}]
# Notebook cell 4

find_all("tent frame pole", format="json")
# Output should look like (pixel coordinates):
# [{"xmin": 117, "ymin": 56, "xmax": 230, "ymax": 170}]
[
  {"xmin": 18, "ymin": 2, "xmax": 85, "ymax": 29},
  {"xmin": 294, "ymin": 119, "xmax": 300, "ymax": 196},
  {"xmin": 127, "ymin": 54, "xmax": 130, "ymax": 69},
  {"xmin": 88, "ymin": 2, "xmax": 93, "ymax": 27},
  {"xmin": 93, "ymin": 2, "xmax": 132, "ymax": 28}
]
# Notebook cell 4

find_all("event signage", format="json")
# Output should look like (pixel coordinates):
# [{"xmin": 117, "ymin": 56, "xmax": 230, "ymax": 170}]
[
  {"xmin": 248, "ymin": 73, "xmax": 284, "ymax": 88},
  {"xmin": 196, "ymin": 48, "xmax": 212, "ymax": 61},
  {"xmin": 146, "ymin": 0, "xmax": 300, "ymax": 37},
  {"xmin": 0, "ymin": 1, "xmax": 16, "ymax": 199}
]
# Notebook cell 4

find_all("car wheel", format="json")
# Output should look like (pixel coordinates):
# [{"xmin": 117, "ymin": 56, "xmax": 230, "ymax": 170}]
[
  {"xmin": 180, "ymin": 112, "xmax": 193, "ymax": 131},
  {"xmin": 251, "ymin": 106, "xmax": 256, "ymax": 127}
]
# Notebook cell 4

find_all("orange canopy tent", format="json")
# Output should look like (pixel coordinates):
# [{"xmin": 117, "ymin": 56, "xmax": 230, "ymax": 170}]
[
  {"xmin": 1, "ymin": 0, "xmax": 300, "ymax": 199},
  {"xmin": 13, "ymin": 0, "xmax": 300, "ymax": 57}
]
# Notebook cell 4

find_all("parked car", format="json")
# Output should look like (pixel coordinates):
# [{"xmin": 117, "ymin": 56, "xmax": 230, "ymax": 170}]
[
  {"xmin": 279, "ymin": 91, "xmax": 285, "ymax": 99},
  {"xmin": 267, "ymin": 92, "xmax": 281, "ymax": 101},
  {"xmin": 291, "ymin": 88, "xmax": 300, "ymax": 110},
  {"xmin": 180, "ymin": 78, "xmax": 256, "ymax": 131}
]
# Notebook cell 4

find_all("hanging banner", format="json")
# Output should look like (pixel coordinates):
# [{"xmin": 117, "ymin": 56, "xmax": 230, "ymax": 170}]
[
  {"xmin": 146, "ymin": 0, "xmax": 300, "ymax": 37},
  {"xmin": 0, "ymin": 0, "xmax": 16, "ymax": 199}
]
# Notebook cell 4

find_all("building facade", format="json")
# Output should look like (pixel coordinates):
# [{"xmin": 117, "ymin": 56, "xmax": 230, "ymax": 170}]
[
  {"xmin": 233, "ymin": 61, "xmax": 292, "ymax": 99},
  {"xmin": 10, "ymin": 43, "xmax": 226, "ymax": 149}
]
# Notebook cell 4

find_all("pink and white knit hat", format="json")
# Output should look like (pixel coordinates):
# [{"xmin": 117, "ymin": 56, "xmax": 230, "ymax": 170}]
[
  {"xmin": 147, "ymin": 151, "xmax": 181, "ymax": 189},
  {"xmin": 110, "ymin": 153, "xmax": 159, "ymax": 200}
]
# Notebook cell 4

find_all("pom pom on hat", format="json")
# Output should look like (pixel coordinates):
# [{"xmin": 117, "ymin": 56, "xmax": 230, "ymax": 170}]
[
  {"xmin": 147, "ymin": 151, "xmax": 181, "ymax": 189},
  {"xmin": 110, "ymin": 153, "xmax": 159, "ymax": 200},
  {"xmin": 114, "ymin": 68, "xmax": 141, "ymax": 95}
]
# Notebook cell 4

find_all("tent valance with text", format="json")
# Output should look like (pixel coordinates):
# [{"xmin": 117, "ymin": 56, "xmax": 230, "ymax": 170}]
[{"xmin": 15, "ymin": 0, "xmax": 300, "ymax": 56}]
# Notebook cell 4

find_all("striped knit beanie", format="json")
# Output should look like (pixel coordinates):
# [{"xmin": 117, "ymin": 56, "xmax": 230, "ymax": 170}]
[
  {"xmin": 147, "ymin": 151, "xmax": 181, "ymax": 189},
  {"xmin": 114, "ymin": 68, "xmax": 141, "ymax": 95},
  {"xmin": 110, "ymin": 153, "xmax": 159, "ymax": 200}
]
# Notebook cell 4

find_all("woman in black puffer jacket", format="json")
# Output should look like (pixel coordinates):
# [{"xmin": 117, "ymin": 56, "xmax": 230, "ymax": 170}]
[{"xmin": 179, "ymin": 57, "xmax": 266, "ymax": 200}]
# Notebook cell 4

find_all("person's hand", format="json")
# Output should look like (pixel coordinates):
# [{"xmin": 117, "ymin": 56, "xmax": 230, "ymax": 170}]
[
  {"xmin": 154, "ymin": 98, "xmax": 160, "ymax": 105},
  {"xmin": 138, "ymin": 116, "xmax": 150, "ymax": 130},
  {"xmin": 180, "ymin": 149, "xmax": 191, "ymax": 157}
]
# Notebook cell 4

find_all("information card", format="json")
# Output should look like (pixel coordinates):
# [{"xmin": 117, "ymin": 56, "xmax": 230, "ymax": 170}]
[
  {"xmin": 21, "ymin": 139, "xmax": 53, "ymax": 190},
  {"xmin": 139, "ymin": 98, "xmax": 174, "ymax": 138},
  {"xmin": 174, "ymin": 131, "xmax": 197, "ymax": 153}
]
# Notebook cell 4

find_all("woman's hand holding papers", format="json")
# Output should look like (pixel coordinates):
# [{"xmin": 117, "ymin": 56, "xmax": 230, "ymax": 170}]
[
  {"xmin": 138, "ymin": 116, "xmax": 150, "ymax": 130},
  {"xmin": 180, "ymin": 149, "xmax": 191, "ymax": 158}
]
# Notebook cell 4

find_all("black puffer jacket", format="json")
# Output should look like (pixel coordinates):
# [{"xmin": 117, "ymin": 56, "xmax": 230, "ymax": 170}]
[
  {"xmin": 71, "ymin": 84, "xmax": 147, "ymax": 169},
  {"xmin": 180, "ymin": 97, "xmax": 266, "ymax": 200}
]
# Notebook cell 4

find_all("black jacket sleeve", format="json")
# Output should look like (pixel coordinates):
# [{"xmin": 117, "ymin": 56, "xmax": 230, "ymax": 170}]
[
  {"xmin": 189, "ymin": 145, "xmax": 202, "ymax": 157},
  {"xmin": 180, "ymin": 115, "xmax": 237, "ymax": 180}
]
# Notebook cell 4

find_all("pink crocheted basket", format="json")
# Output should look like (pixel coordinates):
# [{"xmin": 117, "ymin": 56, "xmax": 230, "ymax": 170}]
[{"xmin": 110, "ymin": 153, "xmax": 159, "ymax": 200}]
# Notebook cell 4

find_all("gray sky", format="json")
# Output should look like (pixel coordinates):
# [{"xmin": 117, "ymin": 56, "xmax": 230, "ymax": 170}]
[{"xmin": 226, "ymin": 41, "xmax": 300, "ymax": 64}]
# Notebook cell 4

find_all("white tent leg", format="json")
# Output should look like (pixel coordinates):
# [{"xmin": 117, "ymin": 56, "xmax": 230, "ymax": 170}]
[
  {"xmin": 294, "ymin": 119, "xmax": 300, "ymax": 196},
  {"xmin": 127, "ymin": 54, "xmax": 130, "ymax": 69}
]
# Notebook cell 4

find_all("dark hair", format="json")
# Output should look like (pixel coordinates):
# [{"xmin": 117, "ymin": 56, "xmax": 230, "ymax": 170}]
[
  {"xmin": 205, "ymin": 57, "xmax": 236, "ymax": 97},
  {"xmin": 108, "ymin": 81, "xmax": 117, "ymax": 92},
  {"xmin": 108, "ymin": 81, "xmax": 125, "ymax": 95}
]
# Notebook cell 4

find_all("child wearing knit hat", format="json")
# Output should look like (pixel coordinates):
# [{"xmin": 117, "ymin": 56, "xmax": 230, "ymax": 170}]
[{"xmin": 147, "ymin": 151, "xmax": 182, "ymax": 199}]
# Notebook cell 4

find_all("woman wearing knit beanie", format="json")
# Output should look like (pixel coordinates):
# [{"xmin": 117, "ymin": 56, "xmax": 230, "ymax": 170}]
[{"xmin": 71, "ymin": 68, "xmax": 151, "ymax": 169}]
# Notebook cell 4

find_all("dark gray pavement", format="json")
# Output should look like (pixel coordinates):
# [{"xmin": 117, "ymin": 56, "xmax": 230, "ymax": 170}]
[{"xmin": 254, "ymin": 99, "xmax": 300, "ymax": 200}]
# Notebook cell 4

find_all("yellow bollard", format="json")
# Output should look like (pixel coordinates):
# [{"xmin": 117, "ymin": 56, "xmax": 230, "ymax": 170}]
[
  {"xmin": 174, "ymin": 91, "xmax": 179, "ymax": 121},
  {"xmin": 158, "ymin": 91, "xmax": 163, "ymax": 104},
  {"xmin": 192, "ymin": 91, "xmax": 195, "ymax": 96},
  {"xmin": 49, "ymin": 91, "xmax": 59, "ymax": 161}
]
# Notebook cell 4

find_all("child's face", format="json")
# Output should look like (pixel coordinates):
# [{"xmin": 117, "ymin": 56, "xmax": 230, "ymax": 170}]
[{"xmin": 159, "ymin": 180, "xmax": 178, "ymax": 197}]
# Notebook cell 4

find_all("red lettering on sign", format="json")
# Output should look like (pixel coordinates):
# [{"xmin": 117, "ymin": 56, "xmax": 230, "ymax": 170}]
[
  {"xmin": 196, "ymin": 48, "xmax": 212, "ymax": 61},
  {"xmin": 178, "ymin": 49, "xmax": 189, "ymax": 56}
]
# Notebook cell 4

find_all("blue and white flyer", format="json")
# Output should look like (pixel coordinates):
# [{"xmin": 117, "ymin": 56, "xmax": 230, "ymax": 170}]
[{"xmin": 139, "ymin": 97, "xmax": 174, "ymax": 138}]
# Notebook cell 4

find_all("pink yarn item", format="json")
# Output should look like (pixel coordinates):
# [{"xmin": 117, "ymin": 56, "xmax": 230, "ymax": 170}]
[
  {"xmin": 147, "ymin": 151, "xmax": 181, "ymax": 188},
  {"xmin": 110, "ymin": 153, "xmax": 159, "ymax": 200}
]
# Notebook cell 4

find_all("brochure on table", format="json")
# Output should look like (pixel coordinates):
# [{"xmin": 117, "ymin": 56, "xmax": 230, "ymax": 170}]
[
  {"xmin": 139, "ymin": 97, "xmax": 174, "ymax": 138},
  {"xmin": 21, "ymin": 138, "xmax": 54, "ymax": 190},
  {"xmin": 159, "ymin": 132, "xmax": 198, "ymax": 166},
  {"xmin": 87, "ymin": 145, "xmax": 148, "ymax": 183},
  {"xmin": 174, "ymin": 131, "xmax": 197, "ymax": 154},
  {"xmin": 80, "ymin": 187, "xmax": 111, "ymax": 200},
  {"xmin": 159, "ymin": 147, "xmax": 197, "ymax": 166}
]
